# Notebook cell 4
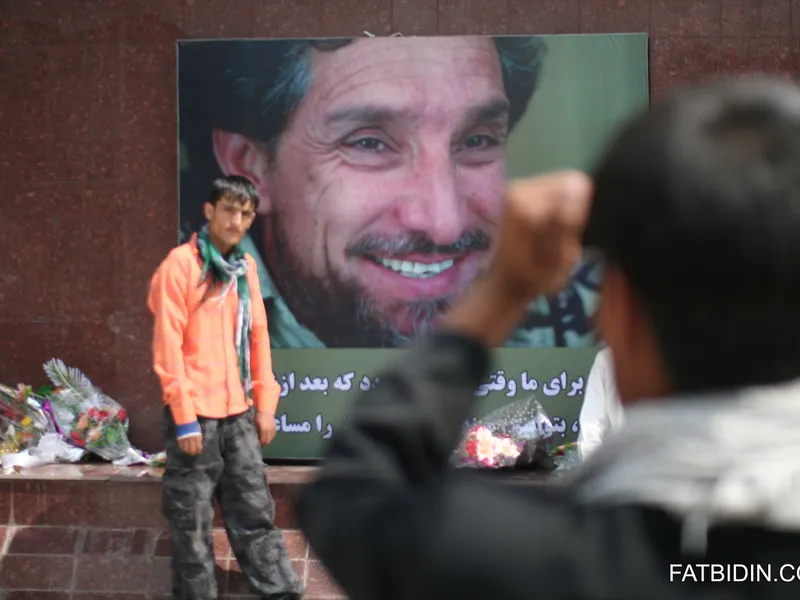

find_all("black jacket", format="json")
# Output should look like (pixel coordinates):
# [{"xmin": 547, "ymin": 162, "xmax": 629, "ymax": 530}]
[{"xmin": 295, "ymin": 332, "xmax": 800, "ymax": 599}]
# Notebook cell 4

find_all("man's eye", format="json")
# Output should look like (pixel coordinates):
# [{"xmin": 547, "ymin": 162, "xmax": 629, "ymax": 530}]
[
  {"xmin": 346, "ymin": 137, "xmax": 388, "ymax": 152},
  {"xmin": 463, "ymin": 134, "xmax": 498, "ymax": 149}
]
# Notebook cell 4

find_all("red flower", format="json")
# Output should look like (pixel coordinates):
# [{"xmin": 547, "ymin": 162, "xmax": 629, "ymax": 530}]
[
  {"xmin": 465, "ymin": 440, "xmax": 478, "ymax": 458},
  {"xmin": 70, "ymin": 431, "xmax": 85, "ymax": 447},
  {"xmin": 98, "ymin": 410, "xmax": 110, "ymax": 420},
  {"xmin": 117, "ymin": 409, "xmax": 127, "ymax": 422},
  {"xmin": 88, "ymin": 407, "xmax": 100, "ymax": 419}
]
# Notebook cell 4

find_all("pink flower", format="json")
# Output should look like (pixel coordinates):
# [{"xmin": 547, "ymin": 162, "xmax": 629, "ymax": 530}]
[
  {"xmin": 495, "ymin": 437, "xmax": 521, "ymax": 459},
  {"xmin": 463, "ymin": 424, "xmax": 522, "ymax": 467},
  {"xmin": 473, "ymin": 426, "xmax": 496, "ymax": 464}
]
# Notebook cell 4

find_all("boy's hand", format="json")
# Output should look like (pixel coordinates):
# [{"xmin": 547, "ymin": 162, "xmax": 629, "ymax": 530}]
[
  {"xmin": 178, "ymin": 434, "xmax": 203, "ymax": 456},
  {"xmin": 255, "ymin": 412, "xmax": 277, "ymax": 447}
]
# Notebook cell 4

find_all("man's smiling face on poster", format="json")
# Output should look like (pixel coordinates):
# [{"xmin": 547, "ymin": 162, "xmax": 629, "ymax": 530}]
[{"xmin": 215, "ymin": 37, "xmax": 513, "ymax": 347}]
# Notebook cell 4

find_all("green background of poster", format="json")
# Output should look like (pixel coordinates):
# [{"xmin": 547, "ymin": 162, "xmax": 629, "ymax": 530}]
[
  {"xmin": 268, "ymin": 347, "xmax": 600, "ymax": 458},
  {"xmin": 260, "ymin": 33, "xmax": 649, "ymax": 459},
  {"xmin": 507, "ymin": 33, "xmax": 649, "ymax": 177},
  {"xmin": 176, "ymin": 33, "xmax": 648, "ymax": 459}
]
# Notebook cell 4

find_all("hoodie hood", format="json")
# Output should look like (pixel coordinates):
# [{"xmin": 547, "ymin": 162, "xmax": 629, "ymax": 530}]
[{"xmin": 567, "ymin": 378, "xmax": 800, "ymax": 555}]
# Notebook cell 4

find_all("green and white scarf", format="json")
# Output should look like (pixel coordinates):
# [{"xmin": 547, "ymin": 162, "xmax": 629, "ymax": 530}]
[{"xmin": 196, "ymin": 225, "xmax": 253, "ymax": 397}]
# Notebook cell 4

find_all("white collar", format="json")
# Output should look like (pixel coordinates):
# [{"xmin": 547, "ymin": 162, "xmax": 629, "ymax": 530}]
[{"xmin": 568, "ymin": 378, "xmax": 800, "ymax": 554}]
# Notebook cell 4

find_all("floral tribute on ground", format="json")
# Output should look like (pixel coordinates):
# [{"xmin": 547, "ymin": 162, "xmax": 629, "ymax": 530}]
[
  {"xmin": 0, "ymin": 359, "xmax": 165, "ymax": 472},
  {"xmin": 452, "ymin": 396, "xmax": 580, "ymax": 473}
]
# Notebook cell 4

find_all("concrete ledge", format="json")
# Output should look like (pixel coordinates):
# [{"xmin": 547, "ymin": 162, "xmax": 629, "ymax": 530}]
[
  {"xmin": 0, "ymin": 463, "xmax": 552, "ymax": 485},
  {"xmin": 0, "ymin": 463, "xmax": 321, "ymax": 484}
]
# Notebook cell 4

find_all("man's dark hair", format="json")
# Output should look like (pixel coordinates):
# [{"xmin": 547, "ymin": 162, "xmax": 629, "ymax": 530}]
[
  {"xmin": 178, "ymin": 36, "xmax": 547, "ymax": 237},
  {"xmin": 209, "ymin": 174, "xmax": 260, "ymax": 209},
  {"xmin": 182, "ymin": 36, "xmax": 545, "ymax": 153},
  {"xmin": 584, "ymin": 77, "xmax": 800, "ymax": 393}
]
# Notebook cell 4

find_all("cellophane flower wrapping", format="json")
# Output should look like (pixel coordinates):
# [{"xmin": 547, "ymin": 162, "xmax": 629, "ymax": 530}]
[
  {"xmin": 452, "ymin": 396, "xmax": 556, "ymax": 469},
  {"xmin": 0, "ymin": 383, "xmax": 59, "ymax": 456},
  {"xmin": 42, "ymin": 359, "xmax": 165, "ymax": 466},
  {"xmin": 551, "ymin": 441, "xmax": 581, "ymax": 474}
]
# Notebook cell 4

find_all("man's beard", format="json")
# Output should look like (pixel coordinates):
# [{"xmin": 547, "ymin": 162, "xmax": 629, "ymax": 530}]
[{"xmin": 264, "ymin": 218, "xmax": 490, "ymax": 348}]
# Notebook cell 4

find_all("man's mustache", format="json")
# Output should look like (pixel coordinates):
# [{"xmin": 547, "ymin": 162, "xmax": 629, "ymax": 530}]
[{"xmin": 346, "ymin": 229, "xmax": 491, "ymax": 257}]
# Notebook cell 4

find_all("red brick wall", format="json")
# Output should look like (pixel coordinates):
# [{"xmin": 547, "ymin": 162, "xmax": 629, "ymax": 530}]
[
  {"xmin": 0, "ymin": 474, "xmax": 341, "ymax": 599},
  {"xmin": 2, "ymin": 0, "xmax": 799, "ymax": 453}
]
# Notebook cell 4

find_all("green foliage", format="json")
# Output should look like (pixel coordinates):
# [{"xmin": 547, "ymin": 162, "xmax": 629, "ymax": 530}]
[{"xmin": 43, "ymin": 359, "xmax": 94, "ymax": 399}]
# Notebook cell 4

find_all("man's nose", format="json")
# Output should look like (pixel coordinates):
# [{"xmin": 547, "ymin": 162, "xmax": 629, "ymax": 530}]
[{"xmin": 395, "ymin": 153, "xmax": 468, "ymax": 245}]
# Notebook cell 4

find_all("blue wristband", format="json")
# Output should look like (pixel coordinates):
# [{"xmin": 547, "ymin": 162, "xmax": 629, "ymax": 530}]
[{"xmin": 176, "ymin": 420, "xmax": 202, "ymax": 440}]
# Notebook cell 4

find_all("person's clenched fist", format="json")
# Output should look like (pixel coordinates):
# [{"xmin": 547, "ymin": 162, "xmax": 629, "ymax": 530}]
[{"xmin": 488, "ymin": 170, "xmax": 592, "ymax": 303}]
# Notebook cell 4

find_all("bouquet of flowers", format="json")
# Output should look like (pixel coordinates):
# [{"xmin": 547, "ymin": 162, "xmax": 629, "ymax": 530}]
[
  {"xmin": 552, "ymin": 441, "xmax": 579, "ymax": 458},
  {"xmin": 551, "ymin": 441, "xmax": 581, "ymax": 473},
  {"xmin": 0, "ymin": 383, "xmax": 58, "ymax": 455},
  {"xmin": 0, "ymin": 383, "xmax": 86, "ymax": 470},
  {"xmin": 41, "ymin": 359, "xmax": 165, "ymax": 466},
  {"xmin": 452, "ymin": 396, "xmax": 561, "ymax": 471}
]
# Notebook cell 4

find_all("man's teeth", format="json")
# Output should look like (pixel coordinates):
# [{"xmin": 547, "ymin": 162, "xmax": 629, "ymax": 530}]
[{"xmin": 375, "ymin": 257, "xmax": 455, "ymax": 278}]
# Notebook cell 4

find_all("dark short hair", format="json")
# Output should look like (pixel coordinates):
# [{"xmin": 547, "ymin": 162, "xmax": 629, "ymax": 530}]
[
  {"xmin": 182, "ymin": 36, "xmax": 545, "ymax": 153},
  {"xmin": 221, "ymin": 36, "xmax": 546, "ymax": 154},
  {"xmin": 209, "ymin": 175, "xmax": 260, "ymax": 210},
  {"xmin": 179, "ymin": 36, "xmax": 547, "ymax": 238},
  {"xmin": 584, "ymin": 77, "xmax": 800, "ymax": 392}
]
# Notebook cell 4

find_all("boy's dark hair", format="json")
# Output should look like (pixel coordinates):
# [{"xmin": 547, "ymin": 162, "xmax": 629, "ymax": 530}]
[
  {"xmin": 209, "ymin": 175, "xmax": 260, "ymax": 209},
  {"xmin": 584, "ymin": 77, "xmax": 800, "ymax": 393}
]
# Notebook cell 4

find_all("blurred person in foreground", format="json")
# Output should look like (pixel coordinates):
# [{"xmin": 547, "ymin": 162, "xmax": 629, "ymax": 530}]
[
  {"xmin": 577, "ymin": 346, "xmax": 624, "ymax": 459},
  {"xmin": 295, "ymin": 77, "xmax": 800, "ymax": 599},
  {"xmin": 148, "ymin": 176, "xmax": 303, "ymax": 599}
]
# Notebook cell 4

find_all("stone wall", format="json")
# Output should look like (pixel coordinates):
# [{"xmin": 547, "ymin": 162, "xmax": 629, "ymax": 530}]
[
  {"xmin": 4, "ymin": 0, "xmax": 798, "ymax": 452},
  {"xmin": 0, "ymin": 465, "xmax": 342, "ymax": 599}
]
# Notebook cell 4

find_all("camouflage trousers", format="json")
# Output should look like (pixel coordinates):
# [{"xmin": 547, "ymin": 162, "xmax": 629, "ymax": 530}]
[{"xmin": 162, "ymin": 408, "xmax": 304, "ymax": 600}]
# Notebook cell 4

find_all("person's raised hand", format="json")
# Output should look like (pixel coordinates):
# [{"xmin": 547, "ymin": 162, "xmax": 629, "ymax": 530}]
[
  {"xmin": 488, "ymin": 170, "xmax": 592, "ymax": 302},
  {"xmin": 445, "ymin": 171, "xmax": 592, "ymax": 347}
]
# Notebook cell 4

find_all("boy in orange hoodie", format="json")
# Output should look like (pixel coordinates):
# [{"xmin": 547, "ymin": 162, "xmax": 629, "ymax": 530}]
[{"xmin": 148, "ymin": 175, "xmax": 303, "ymax": 599}]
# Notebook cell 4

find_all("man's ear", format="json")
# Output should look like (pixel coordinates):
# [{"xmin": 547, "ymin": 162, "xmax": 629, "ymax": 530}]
[
  {"xmin": 212, "ymin": 128, "xmax": 273, "ymax": 215},
  {"xmin": 602, "ymin": 266, "xmax": 669, "ymax": 399},
  {"xmin": 600, "ymin": 267, "xmax": 638, "ymax": 354},
  {"xmin": 203, "ymin": 202, "xmax": 214, "ymax": 223},
  {"xmin": 595, "ymin": 267, "xmax": 627, "ymax": 365}
]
